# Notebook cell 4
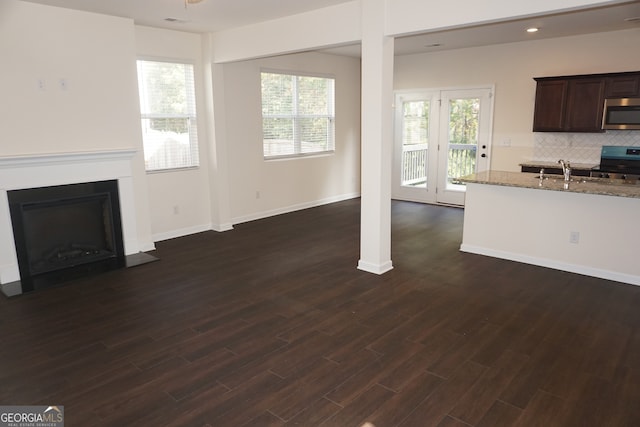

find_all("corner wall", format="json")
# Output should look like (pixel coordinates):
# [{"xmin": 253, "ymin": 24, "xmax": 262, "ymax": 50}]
[
  {"xmin": 134, "ymin": 26, "xmax": 215, "ymax": 241},
  {"xmin": 220, "ymin": 52, "xmax": 362, "ymax": 223}
]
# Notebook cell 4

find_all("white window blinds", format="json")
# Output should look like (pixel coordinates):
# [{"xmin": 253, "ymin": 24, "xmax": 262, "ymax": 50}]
[
  {"xmin": 261, "ymin": 71, "xmax": 335, "ymax": 159},
  {"xmin": 137, "ymin": 60, "xmax": 199, "ymax": 171}
]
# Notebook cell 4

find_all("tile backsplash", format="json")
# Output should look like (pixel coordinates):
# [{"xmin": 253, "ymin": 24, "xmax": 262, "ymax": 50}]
[{"xmin": 533, "ymin": 131, "xmax": 640, "ymax": 164}]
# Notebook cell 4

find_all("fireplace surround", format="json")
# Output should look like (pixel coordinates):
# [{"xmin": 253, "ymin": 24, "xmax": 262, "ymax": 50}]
[{"xmin": 0, "ymin": 150, "xmax": 154, "ymax": 296}]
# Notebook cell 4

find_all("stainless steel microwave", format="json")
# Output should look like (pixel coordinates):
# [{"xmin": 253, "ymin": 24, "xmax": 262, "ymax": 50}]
[{"xmin": 602, "ymin": 97, "xmax": 640, "ymax": 130}]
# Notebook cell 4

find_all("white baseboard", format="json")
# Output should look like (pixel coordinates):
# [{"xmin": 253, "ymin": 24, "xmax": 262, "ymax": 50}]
[
  {"xmin": 212, "ymin": 223, "xmax": 234, "ymax": 232},
  {"xmin": 137, "ymin": 241, "xmax": 157, "ymax": 253},
  {"xmin": 153, "ymin": 223, "xmax": 215, "ymax": 243},
  {"xmin": 357, "ymin": 259, "xmax": 394, "ymax": 275},
  {"xmin": 460, "ymin": 244, "xmax": 640, "ymax": 287},
  {"xmin": 1, "ymin": 280, "xmax": 21, "ymax": 297},
  {"xmin": 124, "ymin": 238, "xmax": 156, "ymax": 255},
  {"xmin": 231, "ymin": 192, "xmax": 360, "ymax": 225},
  {"xmin": 151, "ymin": 193, "xmax": 360, "ymax": 243}
]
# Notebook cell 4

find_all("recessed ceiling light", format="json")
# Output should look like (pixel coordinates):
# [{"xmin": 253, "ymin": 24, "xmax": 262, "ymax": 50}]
[{"xmin": 526, "ymin": 27, "xmax": 539, "ymax": 33}]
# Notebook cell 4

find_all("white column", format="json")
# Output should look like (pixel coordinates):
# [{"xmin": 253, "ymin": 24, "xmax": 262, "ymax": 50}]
[
  {"xmin": 203, "ymin": 34, "xmax": 233, "ymax": 232},
  {"xmin": 357, "ymin": 0, "xmax": 394, "ymax": 275}
]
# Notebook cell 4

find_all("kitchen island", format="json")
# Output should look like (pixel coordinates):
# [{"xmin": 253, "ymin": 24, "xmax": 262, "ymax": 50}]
[{"xmin": 457, "ymin": 171, "xmax": 640, "ymax": 286}]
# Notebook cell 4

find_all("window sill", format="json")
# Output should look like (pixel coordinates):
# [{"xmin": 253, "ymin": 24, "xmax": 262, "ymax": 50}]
[
  {"xmin": 146, "ymin": 166, "xmax": 200, "ymax": 174},
  {"xmin": 264, "ymin": 151, "xmax": 335, "ymax": 162}
]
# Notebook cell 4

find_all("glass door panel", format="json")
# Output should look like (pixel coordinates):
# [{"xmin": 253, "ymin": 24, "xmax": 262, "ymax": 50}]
[
  {"xmin": 437, "ymin": 89, "xmax": 492, "ymax": 206},
  {"xmin": 401, "ymin": 100, "xmax": 428, "ymax": 188},
  {"xmin": 392, "ymin": 92, "xmax": 439, "ymax": 203},
  {"xmin": 446, "ymin": 97, "xmax": 480, "ymax": 190}
]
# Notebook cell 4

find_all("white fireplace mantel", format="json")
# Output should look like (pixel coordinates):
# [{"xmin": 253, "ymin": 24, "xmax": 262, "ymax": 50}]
[{"xmin": 1, "ymin": 149, "xmax": 146, "ymax": 296}]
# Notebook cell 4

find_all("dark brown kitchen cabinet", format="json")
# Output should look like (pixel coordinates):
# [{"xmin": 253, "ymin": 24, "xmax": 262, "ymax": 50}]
[
  {"xmin": 565, "ymin": 78, "xmax": 605, "ymax": 131},
  {"xmin": 532, "ymin": 79, "xmax": 567, "ymax": 131},
  {"xmin": 604, "ymin": 74, "xmax": 640, "ymax": 97},
  {"xmin": 533, "ymin": 76, "xmax": 604, "ymax": 132}
]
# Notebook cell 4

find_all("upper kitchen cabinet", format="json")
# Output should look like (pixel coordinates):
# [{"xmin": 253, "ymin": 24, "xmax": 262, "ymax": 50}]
[
  {"xmin": 565, "ymin": 78, "xmax": 606, "ymax": 132},
  {"xmin": 532, "ymin": 79, "xmax": 568, "ymax": 131},
  {"xmin": 533, "ymin": 75, "xmax": 605, "ymax": 132},
  {"xmin": 604, "ymin": 73, "xmax": 640, "ymax": 98},
  {"xmin": 533, "ymin": 71, "xmax": 640, "ymax": 133}
]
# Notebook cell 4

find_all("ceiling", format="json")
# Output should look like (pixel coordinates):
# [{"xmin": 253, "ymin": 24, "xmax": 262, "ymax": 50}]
[
  {"xmin": 20, "ymin": 0, "xmax": 355, "ymax": 33},
  {"xmin": 391, "ymin": 1, "xmax": 640, "ymax": 56},
  {"xmin": 20, "ymin": 0, "xmax": 640, "ymax": 56}
]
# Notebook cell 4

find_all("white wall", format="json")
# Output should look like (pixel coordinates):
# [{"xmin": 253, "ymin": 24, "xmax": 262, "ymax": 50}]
[
  {"xmin": 134, "ymin": 26, "xmax": 215, "ymax": 241},
  {"xmin": 0, "ymin": 0, "xmax": 154, "ymax": 252},
  {"xmin": 211, "ymin": 1, "xmax": 362, "ymax": 63},
  {"xmin": 1, "ymin": 1, "xmax": 139, "ymax": 154},
  {"xmin": 394, "ymin": 29, "xmax": 640, "ymax": 171},
  {"xmin": 221, "ymin": 52, "xmax": 362, "ymax": 223}
]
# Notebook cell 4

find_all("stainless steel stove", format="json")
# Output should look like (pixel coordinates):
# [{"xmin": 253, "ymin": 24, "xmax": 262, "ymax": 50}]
[{"xmin": 591, "ymin": 146, "xmax": 640, "ymax": 180}]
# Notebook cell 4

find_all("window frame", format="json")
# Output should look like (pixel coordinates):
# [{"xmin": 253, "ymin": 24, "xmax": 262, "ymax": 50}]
[
  {"xmin": 136, "ymin": 57, "xmax": 200, "ymax": 173},
  {"xmin": 261, "ymin": 69, "xmax": 336, "ymax": 160}
]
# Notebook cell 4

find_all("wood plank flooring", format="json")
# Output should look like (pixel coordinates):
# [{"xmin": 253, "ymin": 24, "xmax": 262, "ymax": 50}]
[{"xmin": 1, "ymin": 198, "xmax": 639, "ymax": 426}]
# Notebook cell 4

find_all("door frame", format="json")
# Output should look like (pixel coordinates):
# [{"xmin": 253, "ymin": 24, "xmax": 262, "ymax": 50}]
[{"xmin": 392, "ymin": 85, "xmax": 495, "ymax": 206}]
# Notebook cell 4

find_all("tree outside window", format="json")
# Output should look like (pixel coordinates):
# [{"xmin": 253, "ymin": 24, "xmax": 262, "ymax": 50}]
[{"xmin": 261, "ymin": 71, "xmax": 335, "ymax": 159}]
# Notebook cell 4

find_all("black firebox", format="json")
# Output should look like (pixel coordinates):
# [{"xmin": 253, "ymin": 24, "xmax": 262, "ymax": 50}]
[{"xmin": 8, "ymin": 180, "xmax": 125, "ymax": 293}]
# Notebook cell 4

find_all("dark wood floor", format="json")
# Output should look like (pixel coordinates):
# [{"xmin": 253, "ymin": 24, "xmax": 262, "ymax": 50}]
[{"xmin": 1, "ymin": 198, "xmax": 639, "ymax": 426}]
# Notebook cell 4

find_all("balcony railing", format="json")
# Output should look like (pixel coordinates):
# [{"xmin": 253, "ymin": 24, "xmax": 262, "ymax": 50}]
[
  {"xmin": 401, "ymin": 144, "xmax": 427, "ymax": 186},
  {"xmin": 401, "ymin": 143, "xmax": 477, "ymax": 187},
  {"xmin": 448, "ymin": 144, "xmax": 477, "ymax": 180}
]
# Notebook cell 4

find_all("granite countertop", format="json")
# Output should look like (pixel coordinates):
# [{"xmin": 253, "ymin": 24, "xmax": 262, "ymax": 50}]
[
  {"xmin": 456, "ymin": 170, "xmax": 640, "ymax": 199},
  {"xmin": 519, "ymin": 161, "xmax": 598, "ymax": 171}
]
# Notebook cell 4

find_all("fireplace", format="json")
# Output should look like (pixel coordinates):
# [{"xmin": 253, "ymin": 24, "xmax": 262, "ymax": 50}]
[
  {"xmin": 8, "ymin": 180, "xmax": 126, "ymax": 293},
  {"xmin": 0, "ymin": 150, "xmax": 156, "ymax": 297}
]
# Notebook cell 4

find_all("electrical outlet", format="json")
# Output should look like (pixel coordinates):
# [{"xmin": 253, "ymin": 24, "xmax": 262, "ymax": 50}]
[
  {"xmin": 256, "ymin": 191, "xmax": 260, "ymax": 199},
  {"xmin": 569, "ymin": 231, "xmax": 580, "ymax": 244},
  {"xmin": 173, "ymin": 205, "xmax": 179, "ymax": 215}
]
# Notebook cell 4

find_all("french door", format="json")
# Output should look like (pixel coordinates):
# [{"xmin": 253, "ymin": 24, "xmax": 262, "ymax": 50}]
[{"xmin": 392, "ymin": 88, "xmax": 493, "ymax": 206}]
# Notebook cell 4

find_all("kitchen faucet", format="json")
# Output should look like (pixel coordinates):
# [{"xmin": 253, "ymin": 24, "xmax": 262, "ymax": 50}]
[{"xmin": 558, "ymin": 159, "xmax": 571, "ymax": 181}]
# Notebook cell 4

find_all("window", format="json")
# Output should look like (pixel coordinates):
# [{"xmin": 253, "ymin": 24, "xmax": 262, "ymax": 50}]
[
  {"xmin": 261, "ymin": 71, "xmax": 335, "ymax": 159},
  {"xmin": 137, "ymin": 59, "xmax": 199, "ymax": 171}
]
